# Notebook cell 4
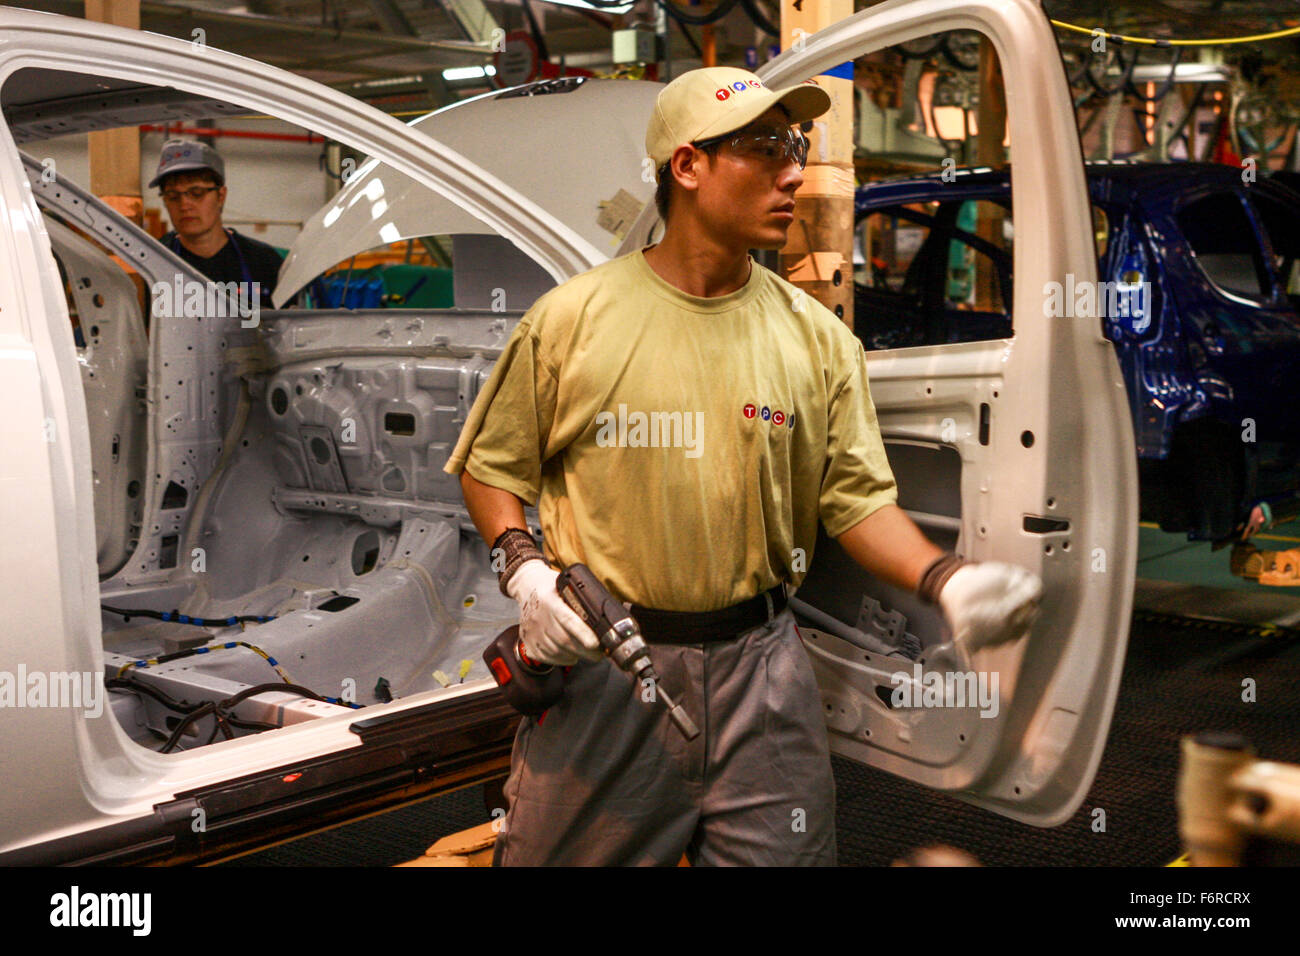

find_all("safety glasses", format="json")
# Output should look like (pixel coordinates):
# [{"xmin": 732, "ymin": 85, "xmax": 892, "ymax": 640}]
[
  {"xmin": 693, "ymin": 124, "xmax": 810, "ymax": 170},
  {"xmin": 161, "ymin": 185, "xmax": 220, "ymax": 204}
]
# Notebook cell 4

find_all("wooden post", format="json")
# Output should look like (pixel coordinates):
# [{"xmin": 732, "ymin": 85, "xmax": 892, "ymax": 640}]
[
  {"xmin": 974, "ymin": 37, "xmax": 1006, "ymax": 313},
  {"xmin": 85, "ymin": 0, "xmax": 142, "ymax": 225},
  {"xmin": 779, "ymin": 0, "xmax": 853, "ymax": 329}
]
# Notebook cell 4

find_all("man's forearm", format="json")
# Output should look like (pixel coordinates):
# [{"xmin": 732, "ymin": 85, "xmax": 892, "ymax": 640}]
[
  {"xmin": 835, "ymin": 503, "xmax": 944, "ymax": 593},
  {"xmin": 460, "ymin": 467, "xmax": 530, "ymax": 546}
]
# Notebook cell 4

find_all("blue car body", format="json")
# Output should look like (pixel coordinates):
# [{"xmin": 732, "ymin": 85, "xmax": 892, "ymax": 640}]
[{"xmin": 854, "ymin": 162, "xmax": 1300, "ymax": 540}]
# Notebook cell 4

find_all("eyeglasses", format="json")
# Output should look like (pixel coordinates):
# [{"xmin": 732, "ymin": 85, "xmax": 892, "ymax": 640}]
[
  {"xmin": 161, "ymin": 185, "xmax": 220, "ymax": 203},
  {"xmin": 693, "ymin": 125, "xmax": 810, "ymax": 170}
]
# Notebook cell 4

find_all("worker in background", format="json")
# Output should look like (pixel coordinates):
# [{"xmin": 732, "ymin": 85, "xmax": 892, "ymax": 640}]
[
  {"xmin": 150, "ymin": 139, "xmax": 285, "ymax": 307},
  {"xmin": 445, "ymin": 67, "xmax": 1042, "ymax": 866}
]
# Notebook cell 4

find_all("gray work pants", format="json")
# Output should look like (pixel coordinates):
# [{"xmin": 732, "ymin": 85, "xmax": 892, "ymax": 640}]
[{"xmin": 491, "ymin": 606, "xmax": 837, "ymax": 866}]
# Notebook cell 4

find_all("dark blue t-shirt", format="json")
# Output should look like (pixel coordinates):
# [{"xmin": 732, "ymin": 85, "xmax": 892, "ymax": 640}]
[{"xmin": 162, "ymin": 228, "xmax": 285, "ymax": 307}]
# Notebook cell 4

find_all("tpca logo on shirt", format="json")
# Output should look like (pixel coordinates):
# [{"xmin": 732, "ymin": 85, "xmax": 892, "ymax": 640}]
[{"xmin": 742, "ymin": 402, "xmax": 795, "ymax": 430}]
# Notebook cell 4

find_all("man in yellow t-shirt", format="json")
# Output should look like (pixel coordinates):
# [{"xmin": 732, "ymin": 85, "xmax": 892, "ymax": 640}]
[{"xmin": 444, "ymin": 67, "xmax": 1041, "ymax": 865}]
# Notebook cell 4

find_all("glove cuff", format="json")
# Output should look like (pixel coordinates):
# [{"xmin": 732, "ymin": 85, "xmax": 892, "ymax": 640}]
[
  {"xmin": 917, "ymin": 552, "xmax": 969, "ymax": 605},
  {"xmin": 514, "ymin": 636, "xmax": 552, "ymax": 672},
  {"xmin": 493, "ymin": 527, "xmax": 545, "ymax": 597}
]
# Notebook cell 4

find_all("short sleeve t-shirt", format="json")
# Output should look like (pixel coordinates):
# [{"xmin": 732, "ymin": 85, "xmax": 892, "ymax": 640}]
[{"xmin": 443, "ymin": 246, "xmax": 897, "ymax": 611}]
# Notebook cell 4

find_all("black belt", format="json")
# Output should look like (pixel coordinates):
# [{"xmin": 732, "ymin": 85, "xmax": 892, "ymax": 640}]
[{"xmin": 629, "ymin": 585, "xmax": 788, "ymax": 645}]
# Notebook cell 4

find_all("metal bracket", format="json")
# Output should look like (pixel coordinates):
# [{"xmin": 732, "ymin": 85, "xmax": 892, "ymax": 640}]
[{"xmin": 855, "ymin": 595, "xmax": 922, "ymax": 660}]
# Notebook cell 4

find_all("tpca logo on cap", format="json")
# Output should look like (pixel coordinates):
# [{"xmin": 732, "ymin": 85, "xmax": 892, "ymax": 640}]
[
  {"xmin": 165, "ymin": 143, "xmax": 200, "ymax": 162},
  {"xmin": 150, "ymin": 137, "xmax": 225, "ymax": 188},
  {"xmin": 715, "ymin": 78, "xmax": 764, "ymax": 101}
]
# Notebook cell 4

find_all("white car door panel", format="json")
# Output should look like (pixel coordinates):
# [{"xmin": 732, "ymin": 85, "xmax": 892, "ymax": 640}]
[{"xmin": 761, "ymin": 0, "xmax": 1137, "ymax": 826}]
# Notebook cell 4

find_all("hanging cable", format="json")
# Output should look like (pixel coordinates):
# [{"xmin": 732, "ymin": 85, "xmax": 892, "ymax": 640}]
[
  {"xmin": 1077, "ymin": 98, "xmax": 1106, "ymax": 136},
  {"xmin": 1126, "ymin": 46, "xmax": 1183, "ymax": 102},
  {"xmin": 519, "ymin": 0, "xmax": 550, "ymax": 62},
  {"xmin": 739, "ymin": 0, "xmax": 778, "ymax": 39},
  {"xmin": 1085, "ymin": 46, "xmax": 1139, "ymax": 98},
  {"xmin": 1051, "ymin": 19, "xmax": 1300, "ymax": 47},
  {"xmin": 1066, "ymin": 51, "xmax": 1093, "ymax": 89},
  {"xmin": 1168, "ymin": 83, "xmax": 1209, "ymax": 150},
  {"xmin": 655, "ymin": 0, "xmax": 740, "ymax": 28},
  {"xmin": 675, "ymin": 17, "xmax": 703, "ymax": 59},
  {"xmin": 572, "ymin": 0, "xmax": 641, "ymax": 9}
]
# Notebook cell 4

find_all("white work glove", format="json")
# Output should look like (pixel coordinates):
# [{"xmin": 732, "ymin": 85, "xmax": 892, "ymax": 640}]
[
  {"xmin": 505, "ymin": 559, "xmax": 604, "ymax": 666},
  {"xmin": 938, "ymin": 562, "xmax": 1042, "ymax": 652}
]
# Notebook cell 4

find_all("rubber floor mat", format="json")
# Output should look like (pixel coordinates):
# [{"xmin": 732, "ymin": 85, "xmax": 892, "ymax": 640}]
[
  {"xmin": 834, "ymin": 612, "xmax": 1300, "ymax": 866},
  {"xmin": 224, "ymin": 612, "xmax": 1300, "ymax": 866}
]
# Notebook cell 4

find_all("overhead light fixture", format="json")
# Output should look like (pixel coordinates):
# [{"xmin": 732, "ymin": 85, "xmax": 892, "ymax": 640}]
[
  {"xmin": 354, "ymin": 75, "xmax": 423, "ymax": 89},
  {"xmin": 1129, "ymin": 63, "xmax": 1231, "ymax": 84},
  {"xmin": 535, "ymin": 0, "xmax": 635, "ymax": 13},
  {"xmin": 442, "ymin": 65, "xmax": 498, "ymax": 81}
]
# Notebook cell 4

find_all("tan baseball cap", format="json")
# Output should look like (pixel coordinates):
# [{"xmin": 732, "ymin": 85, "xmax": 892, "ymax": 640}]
[{"xmin": 646, "ymin": 66, "xmax": 831, "ymax": 180}]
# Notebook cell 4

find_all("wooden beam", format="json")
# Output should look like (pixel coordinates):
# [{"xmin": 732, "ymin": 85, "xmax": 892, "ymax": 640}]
[
  {"xmin": 779, "ymin": 0, "xmax": 854, "ymax": 329},
  {"xmin": 86, "ymin": 0, "xmax": 142, "ymax": 224},
  {"xmin": 974, "ymin": 36, "xmax": 1006, "ymax": 313}
]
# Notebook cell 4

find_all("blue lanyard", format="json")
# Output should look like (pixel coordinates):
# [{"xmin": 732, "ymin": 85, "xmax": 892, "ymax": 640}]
[{"xmin": 169, "ymin": 227, "xmax": 254, "ymax": 287}]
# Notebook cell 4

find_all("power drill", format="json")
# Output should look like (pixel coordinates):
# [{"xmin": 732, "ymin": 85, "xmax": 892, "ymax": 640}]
[{"xmin": 483, "ymin": 563, "xmax": 700, "ymax": 741}]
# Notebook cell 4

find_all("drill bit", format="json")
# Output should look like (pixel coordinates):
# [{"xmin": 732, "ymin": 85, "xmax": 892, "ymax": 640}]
[
  {"xmin": 559, "ymin": 565, "xmax": 702, "ymax": 742},
  {"xmin": 652, "ymin": 679, "xmax": 700, "ymax": 740}
]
